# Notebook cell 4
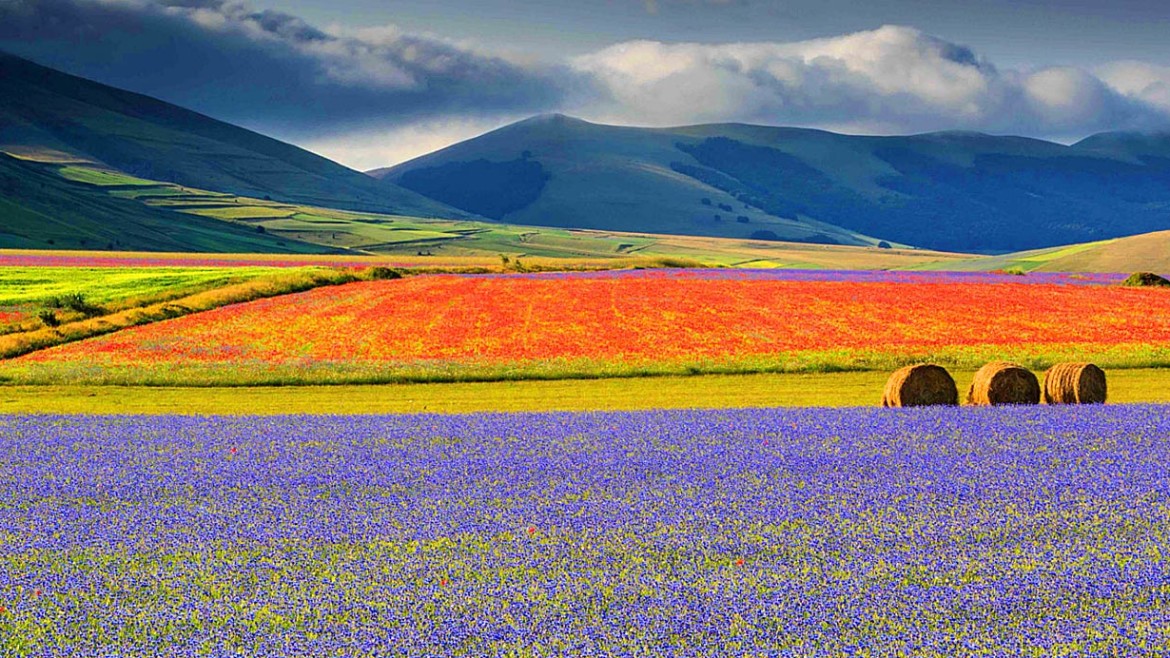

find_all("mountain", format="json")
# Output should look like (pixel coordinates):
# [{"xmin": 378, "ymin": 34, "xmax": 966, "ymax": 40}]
[
  {"xmin": 0, "ymin": 51, "xmax": 461, "ymax": 219},
  {"xmin": 0, "ymin": 152, "xmax": 329, "ymax": 252},
  {"xmin": 375, "ymin": 115, "xmax": 1170, "ymax": 253}
]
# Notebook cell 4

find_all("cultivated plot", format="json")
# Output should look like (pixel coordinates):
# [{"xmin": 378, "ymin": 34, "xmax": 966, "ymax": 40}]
[{"xmin": 6, "ymin": 269, "xmax": 1167, "ymax": 385}]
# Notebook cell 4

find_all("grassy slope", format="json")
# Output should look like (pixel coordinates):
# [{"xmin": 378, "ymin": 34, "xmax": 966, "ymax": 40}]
[
  {"xmin": 0, "ymin": 154, "xmax": 332, "ymax": 253},
  {"xmin": 0, "ymin": 52, "xmax": 460, "ymax": 218},
  {"xmin": 11, "ymin": 159, "xmax": 977, "ymax": 267},
  {"xmin": 924, "ymin": 230, "xmax": 1170, "ymax": 274},
  {"xmin": 0, "ymin": 369, "xmax": 1164, "ymax": 414}
]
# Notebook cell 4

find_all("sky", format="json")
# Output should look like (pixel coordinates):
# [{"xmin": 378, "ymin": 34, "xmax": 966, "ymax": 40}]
[{"xmin": 3, "ymin": 0, "xmax": 1170, "ymax": 169}]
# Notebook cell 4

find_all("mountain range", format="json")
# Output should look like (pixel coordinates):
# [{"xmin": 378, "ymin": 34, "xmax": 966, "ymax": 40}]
[
  {"xmin": 378, "ymin": 114, "xmax": 1170, "ymax": 253},
  {"xmin": 4, "ymin": 51, "xmax": 1170, "ymax": 255}
]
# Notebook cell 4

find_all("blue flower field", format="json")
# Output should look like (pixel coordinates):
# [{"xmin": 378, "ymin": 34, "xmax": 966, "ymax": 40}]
[{"xmin": 1, "ymin": 407, "xmax": 1167, "ymax": 656}]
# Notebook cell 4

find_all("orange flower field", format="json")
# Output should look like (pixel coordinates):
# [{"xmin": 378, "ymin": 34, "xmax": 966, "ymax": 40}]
[{"xmin": 7, "ymin": 270, "xmax": 1170, "ymax": 384}]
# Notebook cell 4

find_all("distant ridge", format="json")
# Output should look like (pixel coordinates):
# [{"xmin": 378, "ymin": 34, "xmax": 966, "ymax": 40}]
[
  {"xmin": 377, "ymin": 115, "xmax": 1170, "ymax": 253},
  {"xmin": 0, "ymin": 51, "xmax": 464, "ymax": 218}
]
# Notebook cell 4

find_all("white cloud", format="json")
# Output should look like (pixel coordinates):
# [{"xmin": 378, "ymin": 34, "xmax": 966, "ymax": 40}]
[
  {"xmin": 302, "ymin": 116, "xmax": 518, "ymax": 171},
  {"xmin": 1098, "ymin": 61, "xmax": 1170, "ymax": 113},
  {"xmin": 573, "ymin": 25, "xmax": 1169, "ymax": 137}
]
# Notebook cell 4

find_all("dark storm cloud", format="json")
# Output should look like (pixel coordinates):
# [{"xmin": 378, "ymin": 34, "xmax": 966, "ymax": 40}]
[{"xmin": 0, "ymin": 0, "xmax": 578, "ymax": 134}]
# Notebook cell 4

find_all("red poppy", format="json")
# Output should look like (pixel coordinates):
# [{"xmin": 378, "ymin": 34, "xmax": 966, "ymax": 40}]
[{"xmin": 25, "ymin": 275, "xmax": 1170, "ymax": 373}]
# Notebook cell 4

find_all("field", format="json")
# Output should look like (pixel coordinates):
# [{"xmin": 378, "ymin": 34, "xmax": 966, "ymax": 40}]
[
  {"xmin": 6, "ymin": 268, "xmax": 1166, "ymax": 386},
  {"xmin": 6, "ymin": 368, "xmax": 1170, "ymax": 414},
  {"xmin": 14, "ymin": 160, "xmax": 977, "ymax": 267},
  {"xmin": 932, "ymin": 230, "xmax": 1170, "ymax": 274},
  {"xmin": 0, "ymin": 265, "xmax": 294, "ymax": 333},
  {"xmin": 1, "ymin": 407, "xmax": 1167, "ymax": 655},
  {"xmin": 3, "ymin": 249, "xmax": 1170, "ymax": 657},
  {"xmin": 0, "ymin": 267, "xmax": 287, "ymax": 307}
]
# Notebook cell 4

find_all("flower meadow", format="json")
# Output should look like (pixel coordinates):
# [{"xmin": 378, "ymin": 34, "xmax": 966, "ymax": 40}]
[
  {"xmin": 8, "ymin": 269, "xmax": 1170, "ymax": 385},
  {"xmin": 0, "ymin": 407, "xmax": 1168, "ymax": 656}
]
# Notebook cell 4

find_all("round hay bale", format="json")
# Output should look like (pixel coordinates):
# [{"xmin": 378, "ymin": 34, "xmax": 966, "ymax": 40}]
[
  {"xmin": 882, "ymin": 364, "xmax": 958, "ymax": 407},
  {"xmin": 967, "ymin": 361, "xmax": 1040, "ymax": 406},
  {"xmin": 1042, "ymin": 362, "xmax": 1107, "ymax": 404}
]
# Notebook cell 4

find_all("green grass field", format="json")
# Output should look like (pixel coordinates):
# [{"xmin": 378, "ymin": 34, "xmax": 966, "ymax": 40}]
[
  {"xmin": 0, "ymin": 266, "xmax": 285, "ymax": 307},
  {"xmin": 56, "ymin": 166, "xmax": 159, "ymax": 187},
  {"xmin": 9, "ymin": 341, "xmax": 1170, "ymax": 387},
  {"xmin": 2, "ymin": 369, "xmax": 1167, "ymax": 414}
]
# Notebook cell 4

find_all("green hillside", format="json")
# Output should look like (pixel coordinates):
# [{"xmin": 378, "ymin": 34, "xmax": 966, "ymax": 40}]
[
  {"xmin": 0, "ymin": 153, "xmax": 330, "ymax": 253},
  {"xmin": 377, "ymin": 115, "xmax": 880, "ymax": 248},
  {"xmin": 4, "ymin": 157, "xmax": 975, "ymax": 268},
  {"xmin": 0, "ymin": 51, "xmax": 463, "ymax": 219},
  {"xmin": 378, "ymin": 115, "xmax": 1170, "ymax": 253}
]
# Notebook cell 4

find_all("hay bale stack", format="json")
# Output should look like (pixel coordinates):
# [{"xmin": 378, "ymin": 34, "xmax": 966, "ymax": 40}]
[
  {"xmin": 1042, "ymin": 362, "xmax": 1107, "ymax": 404},
  {"xmin": 967, "ymin": 361, "xmax": 1040, "ymax": 406},
  {"xmin": 882, "ymin": 364, "xmax": 958, "ymax": 407}
]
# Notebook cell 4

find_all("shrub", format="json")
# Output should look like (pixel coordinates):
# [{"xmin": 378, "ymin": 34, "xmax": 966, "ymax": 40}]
[
  {"xmin": 365, "ymin": 267, "xmax": 403, "ymax": 281},
  {"xmin": 737, "ymin": 216, "xmax": 750, "ymax": 223},
  {"xmin": 63, "ymin": 293, "xmax": 103, "ymax": 317},
  {"xmin": 1122, "ymin": 272, "xmax": 1170, "ymax": 287},
  {"xmin": 877, "ymin": 241, "xmax": 892, "ymax": 249},
  {"xmin": 38, "ymin": 310, "xmax": 60, "ymax": 328}
]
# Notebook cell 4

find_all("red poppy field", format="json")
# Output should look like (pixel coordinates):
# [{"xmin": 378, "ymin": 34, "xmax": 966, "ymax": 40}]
[{"xmin": 5, "ymin": 269, "xmax": 1170, "ymax": 385}]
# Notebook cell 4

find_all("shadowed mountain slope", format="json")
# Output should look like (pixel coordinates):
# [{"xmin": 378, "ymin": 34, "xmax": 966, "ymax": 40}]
[
  {"xmin": 0, "ymin": 52, "xmax": 461, "ymax": 219},
  {"xmin": 0, "ymin": 153, "xmax": 330, "ymax": 252},
  {"xmin": 376, "ymin": 115, "xmax": 1170, "ymax": 253}
]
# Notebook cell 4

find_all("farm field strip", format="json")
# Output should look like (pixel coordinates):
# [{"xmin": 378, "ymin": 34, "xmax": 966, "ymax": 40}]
[
  {"xmin": 7, "ymin": 269, "xmax": 1168, "ymax": 386},
  {"xmin": 0, "ymin": 265, "xmax": 294, "ymax": 333},
  {"xmin": 5, "ymin": 368, "xmax": 1170, "ymax": 414},
  {"xmin": 0, "ymin": 249, "xmax": 488, "ymax": 269},
  {"xmin": 1, "ymin": 407, "xmax": 1167, "ymax": 655},
  {"xmin": 0, "ymin": 266, "xmax": 286, "ymax": 307}
]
